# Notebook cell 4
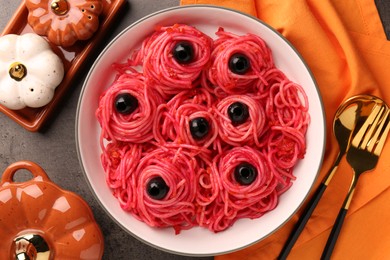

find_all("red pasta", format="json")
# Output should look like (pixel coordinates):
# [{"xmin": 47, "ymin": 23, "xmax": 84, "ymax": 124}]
[
  {"xmin": 198, "ymin": 146, "xmax": 279, "ymax": 232},
  {"xmin": 256, "ymin": 68, "xmax": 287, "ymax": 99},
  {"xmin": 131, "ymin": 24, "xmax": 213, "ymax": 96},
  {"xmin": 195, "ymin": 155, "xmax": 221, "ymax": 229},
  {"xmin": 266, "ymin": 126, "xmax": 307, "ymax": 192},
  {"xmin": 96, "ymin": 25, "xmax": 310, "ymax": 234},
  {"xmin": 215, "ymin": 94, "xmax": 266, "ymax": 148},
  {"xmin": 154, "ymin": 87, "xmax": 219, "ymax": 152},
  {"xmin": 202, "ymin": 27, "xmax": 274, "ymax": 96},
  {"xmin": 266, "ymin": 80, "xmax": 309, "ymax": 131},
  {"xmin": 217, "ymin": 146, "xmax": 278, "ymax": 200},
  {"xmin": 218, "ymin": 147, "xmax": 278, "ymax": 208},
  {"xmin": 100, "ymin": 141, "xmax": 142, "ymax": 210},
  {"xmin": 132, "ymin": 147, "xmax": 199, "ymax": 234},
  {"xmin": 96, "ymin": 72, "xmax": 162, "ymax": 143}
]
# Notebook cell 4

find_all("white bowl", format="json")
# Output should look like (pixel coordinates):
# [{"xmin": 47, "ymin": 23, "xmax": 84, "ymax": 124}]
[{"xmin": 76, "ymin": 5, "xmax": 325, "ymax": 256}]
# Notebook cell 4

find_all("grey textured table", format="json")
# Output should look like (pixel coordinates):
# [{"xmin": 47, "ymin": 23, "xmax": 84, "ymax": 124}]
[{"xmin": 0, "ymin": 1, "xmax": 213, "ymax": 259}]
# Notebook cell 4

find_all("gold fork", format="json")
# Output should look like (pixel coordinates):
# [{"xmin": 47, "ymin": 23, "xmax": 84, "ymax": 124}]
[{"xmin": 321, "ymin": 104, "xmax": 390, "ymax": 259}]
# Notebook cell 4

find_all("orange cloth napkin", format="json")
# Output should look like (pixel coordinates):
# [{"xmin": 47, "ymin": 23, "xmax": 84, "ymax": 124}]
[{"xmin": 180, "ymin": 0, "xmax": 390, "ymax": 259}]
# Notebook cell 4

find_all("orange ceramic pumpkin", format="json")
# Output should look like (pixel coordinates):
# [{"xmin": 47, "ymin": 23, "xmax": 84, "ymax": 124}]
[
  {"xmin": 0, "ymin": 161, "xmax": 104, "ymax": 259},
  {"xmin": 25, "ymin": 0, "xmax": 103, "ymax": 47}
]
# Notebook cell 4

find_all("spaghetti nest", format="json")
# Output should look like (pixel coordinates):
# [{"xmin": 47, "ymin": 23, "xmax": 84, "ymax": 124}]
[
  {"xmin": 197, "ymin": 146, "xmax": 279, "ymax": 232},
  {"xmin": 215, "ymin": 94, "xmax": 266, "ymax": 148},
  {"xmin": 130, "ymin": 23, "xmax": 213, "ymax": 96},
  {"xmin": 96, "ymin": 24, "xmax": 310, "ymax": 234},
  {"xmin": 133, "ymin": 146, "xmax": 199, "ymax": 233},
  {"xmin": 154, "ymin": 87, "xmax": 219, "ymax": 151},
  {"xmin": 202, "ymin": 27, "xmax": 274, "ymax": 96},
  {"xmin": 96, "ymin": 73, "xmax": 162, "ymax": 143}
]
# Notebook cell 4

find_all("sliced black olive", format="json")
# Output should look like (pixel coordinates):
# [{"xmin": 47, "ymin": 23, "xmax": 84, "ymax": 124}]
[
  {"xmin": 189, "ymin": 117, "xmax": 210, "ymax": 140},
  {"xmin": 229, "ymin": 53, "xmax": 250, "ymax": 75},
  {"xmin": 114, "ymin": 93, "xmax": 138, "ymax": 115},
  {"xmin": 172, "ymin": 41, "xmax": 194, "ymax": 64},
  {"xmin": 228, "ymin": 102, "xmax": 249, "ymax": 125},
  {"xmin": 234, "ymin": 163, "xmax": 258, "ymax": 185},
  {"xmin": 146, "ymin": 177, "xmax": 169, "ymax": 200}
]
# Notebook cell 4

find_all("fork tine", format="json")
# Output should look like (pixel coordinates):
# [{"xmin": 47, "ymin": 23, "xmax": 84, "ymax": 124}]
[
  {"xmin": 369, "ymin": 109, "xmax": 390, "ymax": 154},
  {"xmin": 351, "ymin": 105, "xmax": 383, "ymax": 148},
  {"xmin": 360, "ymin": 105, "xmax": 386, "ymax": 149}
]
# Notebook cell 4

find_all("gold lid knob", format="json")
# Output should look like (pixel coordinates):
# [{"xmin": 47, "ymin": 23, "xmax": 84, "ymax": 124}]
[
  {"xmin": 9, "ymin": 62, "xmax": 27, "ymax": 81},
  {"xmin": 13, "ymin": 233, "xmax": 50, "ymax": 260},
  {"xmin": 51, "ymin": 0, "xmax": 69, "ymax": 15}
]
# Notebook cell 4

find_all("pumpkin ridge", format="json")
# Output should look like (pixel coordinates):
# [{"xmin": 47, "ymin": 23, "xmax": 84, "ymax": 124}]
[
  {"xmin": 26, "ymin": 2, "xmax": 52, "ymax": 35},
  {"xmin": 29, "ymin": 18, "xmax": 52, "ymax": 36},
  {"xmin": 53, "ymin": 220, "xmax": 104, "ymax": 257},
  {"xmin": 41, "ymin": 189, "xmax": 98, "ymax": 239},
  {"xmin": 26, "ymin": 52, "xmax": 64, "ymax": 85},
  {"xmin": 69, "ymin": 20, "xmax": 87, "ymax": 42},
  {"xmin": 27, "ymin": 183, "xmax": 66, "ymax": 232},
  {"xmin": 0, "ymin": 202, "xmax": 13, "ymax": 235},
  {"xmin": 47, "ymin": 18, "xmax": 63, "ymax": 46},
  {"xmin": 72, "ymin": 9, "xmax": 101, "ymax": 41}
]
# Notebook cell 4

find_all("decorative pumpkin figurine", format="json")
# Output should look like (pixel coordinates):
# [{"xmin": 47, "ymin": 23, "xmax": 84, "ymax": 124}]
[
  {"xmin": 25, "ymin": 0, "xmax": 103, "ymax": 47},
  {"xmin": 0, "ymin": 33, "xmax": 64, "ymax": 110},
  {"xmin": 0, "ymin": 161, "xmax": 104, "ymax": 259}
]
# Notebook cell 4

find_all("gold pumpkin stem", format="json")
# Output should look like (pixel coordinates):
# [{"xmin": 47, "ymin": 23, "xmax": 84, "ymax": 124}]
[
  {"xmin": 9, "ymin": 62, "xmax": 27, "ymax": 81},
  {"xmin": 13, "ymin": 233, "xmax": 50, "ymax": 260},
  {"xmin": 51, "ymin": 0, "xmax": 69, "ymax": 15}
]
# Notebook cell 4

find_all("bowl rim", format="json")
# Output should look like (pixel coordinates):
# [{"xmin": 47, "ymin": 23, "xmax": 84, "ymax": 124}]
[{"xmin": 75, "ymin": 4, "xmax": 326, "ymax": 257}]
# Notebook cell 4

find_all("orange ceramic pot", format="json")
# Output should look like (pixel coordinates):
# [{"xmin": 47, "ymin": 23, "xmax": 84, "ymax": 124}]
[
  {"xmin": 0, "ymin": 161, "xmax": 104, "ymax": 259},
  {"xmin": 25, "ymin": 0, "xmax": 103, "ymax": 47}
]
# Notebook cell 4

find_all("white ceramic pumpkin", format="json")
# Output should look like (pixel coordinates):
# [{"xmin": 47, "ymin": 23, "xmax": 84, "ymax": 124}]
[{"xmin": 0, "ymin": 33, "xmax": 64, "ymax": 110}]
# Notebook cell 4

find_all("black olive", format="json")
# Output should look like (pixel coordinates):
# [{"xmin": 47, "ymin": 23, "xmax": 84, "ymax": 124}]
[
  {"xmin": 146, "ymin": 177, "xmax": 169, "ymax": 200},
  {"xmin": 234, "ymin": 163, "xmax": 258, "ymax": 185},
  {"xmin": 229, "ymin": 53, "xmax": 250, "ymax": 75},
  {"xmin": 228, "ymin": 102, "xmax": 249, "ymax": 125},
  {"xmin": 114, "ymin": 93, "xmax": 138, "ymax": 115},
  {"xmin": 172, "ymin": 41, "xmax": 194, "ymax": 64},
  {"xmin": 189, "ymin": 117, "xmax": 210, "ymax": 140}
]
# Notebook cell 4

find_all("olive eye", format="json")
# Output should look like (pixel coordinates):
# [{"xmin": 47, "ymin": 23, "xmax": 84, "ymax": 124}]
[
  {"xmin": 114, "ymin": 93, "xmax": 138, "ymax": 115},
  {"xmin": 146, "ymin": 177, "xmax": 169, "ymax": 200},
  {"xmin": 229, "ymin": 53, "xmax": 250, "ymax": 75},
  {"xmin": 234, "ymin": 163, "xmax": 257, "ymax": 185},
  {"xmin": 189, "ymin": 117, "xmax": 210, "ymax": 140},
  {"xmin": 228, "ymin": 102, "xmax": 249, "ymax": 125},
  {"xmin": 172, "ymin": 41, "xmax": 194, "ymax": 64}
]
